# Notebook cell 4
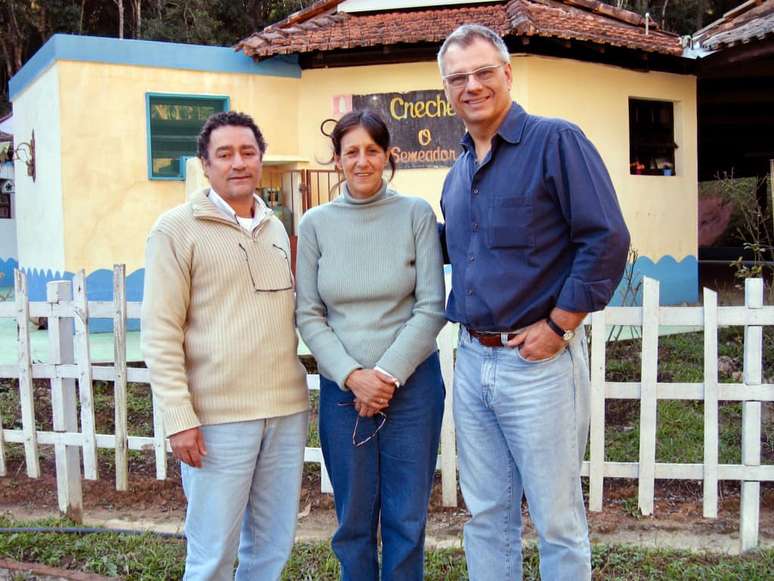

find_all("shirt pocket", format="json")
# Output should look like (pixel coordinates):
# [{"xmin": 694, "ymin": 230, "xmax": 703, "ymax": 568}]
[{"xmin": 486, "ymin": 194, "xmax": 533, "ymax": 249}]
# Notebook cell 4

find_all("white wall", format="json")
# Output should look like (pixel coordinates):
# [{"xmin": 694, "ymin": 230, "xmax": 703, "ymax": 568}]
[
  {"xmin": 11, "ymin": 64, "xmax": 66, "ymax": 274},
  {"xmin": 0, "ymin": 218, "xmax": 18, "ymax": 261}
]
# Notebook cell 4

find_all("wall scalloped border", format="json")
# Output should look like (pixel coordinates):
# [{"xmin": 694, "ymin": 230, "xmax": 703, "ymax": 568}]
[
  {"xmin": 7, "ymin": 254, "xmax": 699, "ymax": 333},
  {"xmin": 610, "ymin": 255, "xmax": 698, "ymax": 306},
  {"xmin": 18, "ymin": 264, "xmax": 145, "ymax": 332},
  {"xmin": 0, "ymin": 257, "xmax": 19, "ymax": 287}
]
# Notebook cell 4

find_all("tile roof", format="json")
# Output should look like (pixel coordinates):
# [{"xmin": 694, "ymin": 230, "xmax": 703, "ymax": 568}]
[
  {"xmin": 693, "ymin": 0, "xmax": 774, "ymax": 50},
  {"xmin": 236, "ymin": 0, "xmax": 683, "ymax": 59}
]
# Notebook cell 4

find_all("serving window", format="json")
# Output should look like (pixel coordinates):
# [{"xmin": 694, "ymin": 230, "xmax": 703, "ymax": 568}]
[{"xmin": 629, "ymin": 98, "xmax": 677, "ymax": 176}]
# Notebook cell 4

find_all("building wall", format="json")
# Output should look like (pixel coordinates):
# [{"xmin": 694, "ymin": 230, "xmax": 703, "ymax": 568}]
[
  {"xmin": 297, "ymin": 61, "xmax": 451, "ymax": 215},
  {"xmin": 521, "ymin": 55, "xmax": 698, "ymax": 303},
  {"xmin": 11, "ymin": 64, "xmax": 66, "ymax": 287},
  {"xmin": 10, "ymin": 35, "xmax": 699, "ymax": 309},
  {"xmin": 8, "ymin": 35, "xmax": 302, "ymax": 328},
  {"xmin": 0, "ymin": 161, "xmax": 17, "ymax": 282},
  {"xmin": 56, "ymin": 60, "xmax": 301, "ymax": 275},
  {"xmin": 296, "ymin": 55, "xmax": 699, "ymax": 303}
]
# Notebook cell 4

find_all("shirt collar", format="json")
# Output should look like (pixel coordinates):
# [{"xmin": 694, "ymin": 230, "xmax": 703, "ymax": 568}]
[
  {"xmin": 207, "ymin": 187, "xmax": 272, "ymax": 226},
  {"xmin": 460, "ymin": 102, "xmax": 528, "ymax": 152}
]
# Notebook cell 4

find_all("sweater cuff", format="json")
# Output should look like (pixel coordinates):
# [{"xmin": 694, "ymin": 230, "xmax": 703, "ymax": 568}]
[
  {"xmin": 163, "ymin": 404, "xmax": 201, "ymax": 437},
  {"xmin": 327, "ymin": 359, "xmax": 362, "ymax": 391},
  {"xmin": 374, "ymin": 351, "xmax": 416, "ymax": 386}
]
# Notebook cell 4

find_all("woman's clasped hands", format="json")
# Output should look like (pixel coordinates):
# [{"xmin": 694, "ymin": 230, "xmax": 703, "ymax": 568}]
[{"xmin": 345, "ymin": 368, "xmax": 397, "ymax": 417}]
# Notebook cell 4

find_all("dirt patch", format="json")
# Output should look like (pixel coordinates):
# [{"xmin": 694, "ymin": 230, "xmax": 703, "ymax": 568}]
[
  {"xmin": 1, "ymin": 453, "xmax": 772, "ymax": 553},
  {"xmin": 0, "ymin": 558, "xmax": 117, "ymax": 580}
]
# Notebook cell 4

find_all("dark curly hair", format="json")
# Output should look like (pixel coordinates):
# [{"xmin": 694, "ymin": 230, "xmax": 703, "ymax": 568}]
[{"xmin": 197, "ymin": 111, "xmax": 266, "ymax": 160}]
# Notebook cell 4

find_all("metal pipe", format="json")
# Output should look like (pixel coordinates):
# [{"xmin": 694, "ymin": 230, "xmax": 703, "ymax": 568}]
[{"xmin": 0, "ymin": 527, "xmax": 184, "ymax": 539}]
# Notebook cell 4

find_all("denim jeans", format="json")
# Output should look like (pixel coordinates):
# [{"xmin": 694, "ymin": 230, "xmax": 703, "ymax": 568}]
[
  {"xmin": 319, "ymin": 352, "xmax": 445, "ymax": 581},
  {"xmin": 180, "ymin": 411, "xmax": 309, "ymax": 581},
  {"xmin": 454, "ymin": 327, "xmax": 591, "ymax": 581}
]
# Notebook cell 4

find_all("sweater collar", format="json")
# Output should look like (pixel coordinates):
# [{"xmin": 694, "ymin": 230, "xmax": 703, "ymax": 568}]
[
  {"xmin": 336, "ymin": 180, "xmax": 391, "ymax": 207},
  {"xmin": 191, "ymin": 188, "xmax": 273, "ymax": 228}
]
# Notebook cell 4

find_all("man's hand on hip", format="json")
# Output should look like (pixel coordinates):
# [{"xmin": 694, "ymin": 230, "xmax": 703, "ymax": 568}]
[
  {"xmin": 507, "ymin": 320, "xmax": 565, "ymax": 361},
  {"xmin": 170, "ymin": 427, "xmax": 207, "ymax": 468}
]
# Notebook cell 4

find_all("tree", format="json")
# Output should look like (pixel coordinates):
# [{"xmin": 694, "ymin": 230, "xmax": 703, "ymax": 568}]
[
  {"xmin": 113, "ymin": 0, "xmax": 124, "ymax": 39},
  {"xmin": 603, "ymin": 0, "xmax": 746, "ymax": 34}
]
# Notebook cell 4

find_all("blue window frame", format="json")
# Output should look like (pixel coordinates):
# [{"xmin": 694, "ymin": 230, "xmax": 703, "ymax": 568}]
[{"xmin": 146, "ymin": 93, "xmax": 229, "ymax": 180}]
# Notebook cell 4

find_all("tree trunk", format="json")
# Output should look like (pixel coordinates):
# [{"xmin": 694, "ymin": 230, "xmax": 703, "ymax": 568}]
[
  {"xmin": 661, "ymin": 0, "xmax": 670, "ymax": 28},
  {"xmin": 130, "ymin": 0, "xmax": 141, "ymax": 38},
  {"xmin": 114, "ymin": 0, "xmax": 124, "ymax": 39},
  {"xmin": 79, "ymin": 0, "xmax": 86, "ymax": 34},
  {"xmin": 696, "ymin": 0, "xmax": 706, "ymax": 30},
  {"xmin": 3, "ymin": 0, "xmax": 25, "ymax": 72}
]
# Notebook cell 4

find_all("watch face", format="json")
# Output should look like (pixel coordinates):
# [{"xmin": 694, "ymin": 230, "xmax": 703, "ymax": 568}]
[{"xmin": 563, "ymin": 330, "xmax": 575, "ymax": 342}]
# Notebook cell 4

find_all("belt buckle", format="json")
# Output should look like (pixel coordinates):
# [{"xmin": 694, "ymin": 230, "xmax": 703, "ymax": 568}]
[{"xmin": 500, "ymin": 332, "xmax": 510, "ymax": 346}]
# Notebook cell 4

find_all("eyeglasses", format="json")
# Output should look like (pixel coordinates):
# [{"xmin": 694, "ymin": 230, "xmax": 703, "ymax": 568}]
[
  {"xmin": 442, "ymin": 63, "xmax": 505, "ymax": 90},
  {"xmin": 337, "ymin": 402, "xmax": 387, "ymax": 447},
  {"xmin": 238, "ymin": 242, "xmax": 294, "ymax": 292}
]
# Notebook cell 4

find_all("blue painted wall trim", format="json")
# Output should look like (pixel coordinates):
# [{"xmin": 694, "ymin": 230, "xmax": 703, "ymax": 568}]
[
  {"xmin": 22, "ymin": 266, "xmax": 144, "ymax": 332},
  {"xmin": 10, "ymin": 34, "xmax": 301, "ymax": 101},
  {"xmin": 13, "ymin": 254, "xmax": 697, "ymax": 333},
  {"xmin": 0, "ymin": 257, "xmax": 19, "ymax": 287},
  {"xmin": 609, "ymin": 255, "xmax": 699, "ymax": 306},
  {"xmin": 444, "ymin": 255, "xmax": 698, "ymax": 308}
]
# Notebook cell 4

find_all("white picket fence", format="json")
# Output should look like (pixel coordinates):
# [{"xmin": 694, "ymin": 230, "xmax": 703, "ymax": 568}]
[{"xmin": 0, "ymin": 268, "xmax": 771, "ymax": 552}]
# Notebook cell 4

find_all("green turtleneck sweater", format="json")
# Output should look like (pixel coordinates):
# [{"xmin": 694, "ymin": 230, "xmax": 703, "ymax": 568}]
[{"xmin": 295, "ymin": 181, "xmax": 446, "ymax": 388}]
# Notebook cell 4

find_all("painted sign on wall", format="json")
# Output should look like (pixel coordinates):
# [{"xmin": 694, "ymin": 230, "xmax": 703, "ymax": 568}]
[{"xmin": 352, "ymin": 90, "xmax": 465, "ymax": 169}]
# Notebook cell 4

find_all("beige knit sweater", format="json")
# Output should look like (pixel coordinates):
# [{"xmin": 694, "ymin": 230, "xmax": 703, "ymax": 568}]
[{"xmin": 141, "ymin": 190, "xmax": 308, "ymax": 436}]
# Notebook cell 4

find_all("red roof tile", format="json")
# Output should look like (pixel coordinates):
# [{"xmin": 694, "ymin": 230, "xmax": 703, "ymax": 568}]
[
  {"xmin": 236, "ymin": 0, "xmax": 682, "ymax": 59},
  {"xmin": 693, "ymin": 0, "xmax": 774, "ymax": 50}
]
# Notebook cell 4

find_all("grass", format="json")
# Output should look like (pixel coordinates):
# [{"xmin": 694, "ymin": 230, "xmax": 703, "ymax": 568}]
[
  {"xmin": 601, "ymin": 326, "xmax": 774, "ymax": 465},
  {"xmin": 0, "ymin": 517, "xmax": 772, "ymax": 580}
]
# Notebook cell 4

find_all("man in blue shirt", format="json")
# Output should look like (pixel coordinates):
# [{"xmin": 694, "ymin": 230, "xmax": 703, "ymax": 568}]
[{"xmin": 438, "ymin": 25, "xmax": 630, "ymax": 580}]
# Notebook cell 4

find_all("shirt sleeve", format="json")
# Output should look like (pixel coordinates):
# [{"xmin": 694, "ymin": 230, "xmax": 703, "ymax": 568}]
[
  {"xmin": 438, "ymin": 177, "xmax": 451, "ymax": 265},
  {"xmin": 375, "ymin": 202, "xmax": 447, "ymax": 384},
  {"xmin": 546, "ymin": 127, "xmax": 631, "ymax": 313},
  {"xmin": 295, "ymin": 215, "xmax": 363, "ymax": 390},
  {"xmin": 140, "ymin": 229, "xmax": 201, "ymax": 436}
]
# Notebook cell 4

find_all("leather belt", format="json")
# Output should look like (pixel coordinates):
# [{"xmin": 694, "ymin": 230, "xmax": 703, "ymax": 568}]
[{"xmin": 466, "ymin": 327, "xmax": 523, "ymax": 347}]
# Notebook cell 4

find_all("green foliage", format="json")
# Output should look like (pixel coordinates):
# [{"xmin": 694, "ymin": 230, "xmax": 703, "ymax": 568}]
[
  {"xmin": 602, "ymin": 327, "xmax": 774, "ymax": 465},
  {"xmin": 0, "ymin": 0, "xmax": 317, "ymax": 115},
  {"xmin": 600, "ymin": 0, "xmax": 747, "ymax": 35},
  {"xmin": 1, "ymin": 519, "xmax": 773, "ymax": 580}
]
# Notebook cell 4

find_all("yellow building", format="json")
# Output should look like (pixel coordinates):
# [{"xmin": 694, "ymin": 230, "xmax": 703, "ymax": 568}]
[{"xmin": 9, "ymin": 0, "xmax": 699, "ymax": 320}]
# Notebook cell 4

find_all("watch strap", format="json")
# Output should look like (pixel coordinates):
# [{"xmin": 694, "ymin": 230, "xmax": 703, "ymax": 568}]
[{"xmin": 546, "ymin": 317, "xmax": 567, "ymax": 339}]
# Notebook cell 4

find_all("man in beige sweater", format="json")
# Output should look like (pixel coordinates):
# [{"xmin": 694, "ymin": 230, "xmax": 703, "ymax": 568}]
[{"xmin": 141, "ymin": 111, "xmax": 309, "ymax": 581}]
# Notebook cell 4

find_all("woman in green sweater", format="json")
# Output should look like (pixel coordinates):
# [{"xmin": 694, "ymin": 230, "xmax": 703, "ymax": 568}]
[{"xmin": 296, "ymin": 110, "xmax": 447, "ymax": 580}]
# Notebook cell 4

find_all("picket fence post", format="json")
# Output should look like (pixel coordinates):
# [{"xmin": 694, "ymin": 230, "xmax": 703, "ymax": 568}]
[
  {"xmin": 637, "ymin": 277, "xmax": 659, "ymax": 515},
  {"xmin": 47, "ymin": 280, "xmax": 84, "ymax": 522},
  {"xmin": 14, "ymin": 270, "xmax": 40, "ymax": 478},
  {"xmin": 740, "ymin": 278, "xmax": 763, "ymax": 551}
]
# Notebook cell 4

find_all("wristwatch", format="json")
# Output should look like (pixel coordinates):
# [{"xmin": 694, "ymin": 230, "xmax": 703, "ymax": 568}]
[{"xmin": 546, "ymin": 317, "xmax": 575, "ymax": 342}]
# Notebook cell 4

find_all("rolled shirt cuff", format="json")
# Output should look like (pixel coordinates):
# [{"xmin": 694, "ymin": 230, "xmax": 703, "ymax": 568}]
[
  {"xmin": 556, "ymin": 276, "xmax": 617, "ymax": 314},
  {"xmin": 374, "ymin": 366, "xmax": 400, "ymax": 388}
]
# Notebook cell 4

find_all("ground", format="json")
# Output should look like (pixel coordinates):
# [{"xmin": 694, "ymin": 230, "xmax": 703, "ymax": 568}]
[
  {"xmin": 1, "ymin": 450, "xmax": 772, "ymax": 554},
  {"xmin": 1, "ymin": 281, "xmax": 774, "ymax": 576}
]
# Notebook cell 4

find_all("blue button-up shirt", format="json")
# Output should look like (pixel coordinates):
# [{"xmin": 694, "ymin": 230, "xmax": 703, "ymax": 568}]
[{"xmin": 440, "ymin": 103, "xmax": 630, "ymax": 332}]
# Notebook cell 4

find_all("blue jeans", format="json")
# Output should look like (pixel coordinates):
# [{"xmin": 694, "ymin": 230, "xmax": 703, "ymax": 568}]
[
  {"xmin": 180, "ymin": 411, "xmax": 309, "ymax": 581},
  {"xmin": 454, "ymin": 327, "xmax": 591, "ymax": 581},
  {"xmin": 319, "ymin": 352, "xmax": 445, "ymax": 581}
]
